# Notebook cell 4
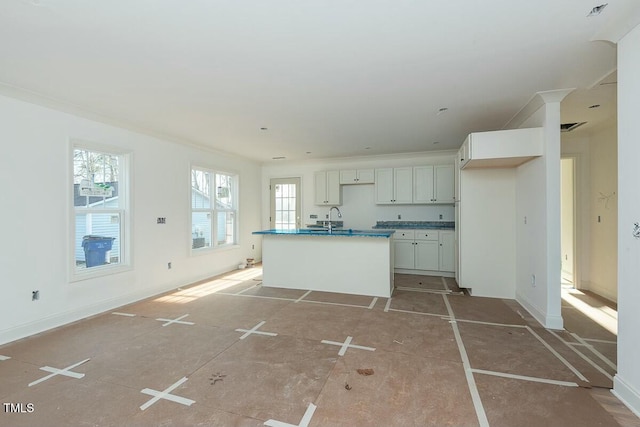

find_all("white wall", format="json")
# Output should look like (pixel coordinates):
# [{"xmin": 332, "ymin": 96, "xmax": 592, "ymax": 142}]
[
  {"xmin": 260, "ymin": 153, "xmax": 456, "ymax": 232},
  {"xmin": 0, "ymin": 93, "xmax": 263, "ymax": 345},
  {"xmin": 560, "ymin": 119, "xmax": 618, "ymax": 301},
  {"xmin": 588, "ymin": 122, "xmax": 618, "ymax": 301},
  {"xmin": 509, "ymin": 94, "xmax": 565, "ymax": 330},
  {"xmin": 614, "ymin": 21, "xmax": 640, "ymax": 418}
]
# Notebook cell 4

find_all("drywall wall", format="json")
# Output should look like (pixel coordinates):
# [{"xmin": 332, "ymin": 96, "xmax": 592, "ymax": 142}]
[
  {"xmin": 510, "ymin": 93, "xmax": 565, "ymax": 330},
  {"xmin": 588, "ymin": 121, "xmax": 618, "ymax": 301},
  {"xmin": 614, "ymin": 21, "xmax": 640, "ymax": 418},
  {"xmin": 458, "ymin": 167, "xmax": 516, "ymax": 299},
  {"xmin": 0, "ymin": 93, "xmax": 262, "ymax": 345},
  {"xmin": 260, "ymin": 153, "xmax": 456, "ymax": 231}
]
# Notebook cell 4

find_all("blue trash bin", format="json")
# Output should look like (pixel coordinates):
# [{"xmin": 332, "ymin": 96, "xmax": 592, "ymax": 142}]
[{"xmin": 82, "ymin": 235, "xmax": 115, "ymax": 267}]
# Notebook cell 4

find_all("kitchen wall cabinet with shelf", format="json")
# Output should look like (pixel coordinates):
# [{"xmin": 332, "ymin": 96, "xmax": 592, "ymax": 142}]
[
  {"xmin": 375, "ymin": 167, "xmax": 413, "ymax": 204},
  {"xmin": 413, "ymin": 165, "xmax": 455, "ymax": 204},
  {"xmin": 459, "ymin": 127, "xmax": 543, "ymax": 169},
  {"xmin": 314, "ymin": 170, "xmax": 341, "ymax": 205},
  {"xmin": 339, "ymin": 169, "xmax": 374, "ymax": 184}
]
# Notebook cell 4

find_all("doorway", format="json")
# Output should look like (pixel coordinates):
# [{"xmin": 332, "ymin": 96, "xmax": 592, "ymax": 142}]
[
  {"xmin": 561, "ymin": 157, "xmax": 576, "ymax": 288},
  {"xmin": 270, "ymin": 178, "xmax": 301, "ymax": 230}
]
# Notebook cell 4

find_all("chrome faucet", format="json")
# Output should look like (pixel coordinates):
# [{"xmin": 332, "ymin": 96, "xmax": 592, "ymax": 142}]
[{"xmin": 328, "ymin": 206, "xmax": 342, "ymax": 233}]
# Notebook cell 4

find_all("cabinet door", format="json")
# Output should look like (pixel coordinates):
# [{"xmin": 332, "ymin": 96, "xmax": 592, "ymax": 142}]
[
  {"xmin": 326, "ymin": 170, "xmax": 341, "ymax": 205},
  {"xmin": 434, "ymin": 165, "xmax": 455, "ymax": 203},
  {"xmin": 357, "ymin": 169, "xmax": 375, "ymax": 184},
  {"xmin": 375, "ymin": 168, "xmax": 394, "ymax": 204},
  {"xmin": 439, "ymin": 230, "xmax": 455, "ymax": 272},
  {"xmin": 340, "ymin": 169, "xmax": 357, "ymax": 184},
  {"xmin": 394, "ymin": 241, "xmax": 415, "ymax": 269},
  {"xmin": 415, "ymin": 240, "xmax": 439, "ymax": 271},
  {"xmin": 413, "ymin": 166, "xmax": 435, "ymax": 203},
  {"xmin": 394, "ymin": 167, "xmax": 413, "ymax": 203},
  {"xmin": 314, "ymin": 171, "xmax": 328, "ymax": 205}
]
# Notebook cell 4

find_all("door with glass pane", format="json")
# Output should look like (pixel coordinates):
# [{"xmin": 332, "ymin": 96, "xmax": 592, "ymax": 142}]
[{"xmin": 270, "ymin": 178, "xmax": 301, "ymax": 230}]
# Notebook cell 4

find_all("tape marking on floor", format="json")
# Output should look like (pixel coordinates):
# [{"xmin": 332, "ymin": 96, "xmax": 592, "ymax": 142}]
[
  {"xmin": 264, "ymin": 402, "xmax": 317, "ymax": 427},
  {"xmin": 140, "ymin": 376, "xmax": 194, "ymax": 410},
  {"xmin": 471, "ymin": 368, "xmax": 579, "ymax": 387},
  {"xmin": 28, "ymin": 358, "xmax": 90, "ymax": 387},
  {"xmin": 321, "ymin": 336, "xmax": 375, "ymax": 356},
  {"xmin": 236, "ymin": 321, "xmax": 278, "ymax": 340},
  {"xmin": 442, "ymin": 294, "xmax": 489, "ymax": 427},
  {"xmin": 525, "ymin": 326, "xmax": 589, "ymax": 382}
]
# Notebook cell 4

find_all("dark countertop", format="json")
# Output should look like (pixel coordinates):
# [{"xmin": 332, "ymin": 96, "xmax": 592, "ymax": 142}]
[
  {"xmin": 252, "ymin": 229, "xmax": 395, "ymax": 238},
  {"xmin": 372, "ymin": 221, "xmax": 455, "ymax": 230}
]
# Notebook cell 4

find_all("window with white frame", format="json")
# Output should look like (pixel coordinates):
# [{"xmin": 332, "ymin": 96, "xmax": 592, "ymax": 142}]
[
  {"xmin": 73, "ymin": 145, "xmax": 129, "ymax": 275},
  {"xmin": 191, "ymin": 167, "xmax": 237, "ymax": 250}
]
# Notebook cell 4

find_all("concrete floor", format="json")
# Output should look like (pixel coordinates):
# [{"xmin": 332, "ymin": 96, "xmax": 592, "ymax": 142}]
[{"xmin": 0, "ymin": 269, "xmax": 636, "ymax": 426}]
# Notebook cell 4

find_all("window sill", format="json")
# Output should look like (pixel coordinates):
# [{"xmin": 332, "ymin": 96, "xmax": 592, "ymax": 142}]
[
  {"xmin": 70, "ymin": 264, "xmax": 133, "ymax": 283},
  {"xmin": 190, "ymin": 244, "xmax": 240, "ymax": 256}
]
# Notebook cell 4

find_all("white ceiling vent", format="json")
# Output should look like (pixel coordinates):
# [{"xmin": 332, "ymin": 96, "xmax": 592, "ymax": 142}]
[{"xmin": 560, "ymin": 122, "xmax": 587, "ymax": 132}]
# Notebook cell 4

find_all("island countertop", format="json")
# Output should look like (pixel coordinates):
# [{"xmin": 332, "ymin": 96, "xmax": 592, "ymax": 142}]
[{"xmin": 252, "ymin": 229, "xmax": 395, "ymax": 238}]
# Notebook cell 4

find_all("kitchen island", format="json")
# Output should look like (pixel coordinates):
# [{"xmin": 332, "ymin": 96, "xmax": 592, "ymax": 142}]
[{"xmin": 252, "ymin": 229, "xmax": 395, "ymax": 297}]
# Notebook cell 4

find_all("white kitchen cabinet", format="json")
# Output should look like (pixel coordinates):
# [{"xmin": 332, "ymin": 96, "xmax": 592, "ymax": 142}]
[
  {"xmin": 340, "ymin": 169, "xmax": 374, "ymax": 184},
  {"xmin": 415, "ymin": 231, "xmax": 439, "ymax": 271},
  {"xmin": 314, "ymin": 170, "xmax": 341, "ymax": 205},
  {"xmin": 439, "ymin": 230, "xmax": 455, "ymax": 272},
  {"xmin": 460, "ymin": 127, "xmax": 543, "ymax": 169},
  {"xmin": 375, "ymin": 167, "xmax": 413, "ymax": 204},
  {"xmin": 413, "ymin": 165, "xmax": 455, "ymax": 204},
  {"xmin": 393, "ymin": 229, "xmax": 440, "ymax": 272}
]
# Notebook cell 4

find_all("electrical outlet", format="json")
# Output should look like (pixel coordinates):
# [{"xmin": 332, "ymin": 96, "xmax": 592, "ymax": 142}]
[
  {"xmin": 310, "ymin": 214, "xmax": 318, "ymax": 219},
  {"xmin": 167, "ymin": 262, "xmax": 172, "ymax": 269},
  {"xmin": 32, "ymin": 290, "xmax": 39, "ymax": 301},
  {"xmin": 524, "ymin": 216, "xmax": 527, "ymax": 224},
  {"xmin": 439, "ymin": 214, "xmax": 443, "ymax": 220},
  {"xmin": 598, "ymin": 215, "xmax": 601, "ymax": 223},
  {"xmin": 398, "ymin": 214, "xmax": 401, "ymax": 220},
  {"xmin": 157, "ymin": 217, "xmax": 166, "ymax": 224},
  {"xmin": 252, "ymin": 244, "xmax": 255, "ymax": 250},
  {"xmin": 531, "ymin": 274, "xmax": 536, "ymax": 287}
]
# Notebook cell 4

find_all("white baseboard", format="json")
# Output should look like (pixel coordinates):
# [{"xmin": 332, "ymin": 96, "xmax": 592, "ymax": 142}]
[
  {"xmin": 613, "ymin": 374, "xmax": 640, "ymax": 419},
  {"xmin": 0, "ymin": 284, "xmax": 179, "ymax": 346},
  {"xmin": 0, "ymin": 266, "xmax": 240, "ymax": 346},
  {"xmin": 583, "ymin": 281, "xmax": 618, "ymax": 303},
  {"xmin": 515, "ymin": 291, "xmax": 564, "ymax": 330},
  {"xmin": 394, "ymin": 269, "xmax": 455, "ymax": 278}
]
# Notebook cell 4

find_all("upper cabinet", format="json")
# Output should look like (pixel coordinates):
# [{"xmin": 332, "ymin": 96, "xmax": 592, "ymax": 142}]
[
  {"xmin": 413, "ymin": 165, "xmax": 454, "ymax": 204},
  {"xmin": 314, "ymin": 170, "xmax": 341, "ymax": 205},
  {"xmin": 459, "ymin": 127, "xmax": 543, "ymax": 169},
  {"xmin": 339, "ymin": 169, "xmax": 375, "ymax": 184},
  {"xmin": 375, "ymin": 167, "xmax": 413, "ymax": 204}
]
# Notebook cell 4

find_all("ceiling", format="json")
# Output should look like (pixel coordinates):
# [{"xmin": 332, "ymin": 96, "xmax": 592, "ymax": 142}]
[{"xmin": 0, "ymin": 1, "xmax": 633, "ymax": 163}]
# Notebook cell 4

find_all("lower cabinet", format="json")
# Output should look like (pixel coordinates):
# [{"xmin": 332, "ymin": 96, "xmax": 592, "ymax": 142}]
[{"xmin": 394, "ymin": 229, "xmax": 454, "ymax": 273}]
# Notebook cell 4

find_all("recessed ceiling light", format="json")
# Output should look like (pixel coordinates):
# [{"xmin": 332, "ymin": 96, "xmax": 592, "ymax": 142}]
[
  {"xmin": 588, "ymin": 104, "xmax": 601, "ymax": 109},
  {"xmin": 272, "ymin": 156, "xmax": 286, "ymax": 160},
  {"xmin": 436, "ymin": 107, "xmax": 448, "ymax": 116},
  {"xmin": 433, "ymin": 141, "xmax": 440, "ymax": 145},
  {"xmin": 364, "ymin": 147, "xmax": 371, "ymax": 150},
  {"xmin": 260, "ymin": 127, "xmax": 268, "ymax": 131},
  {"xmin": 587, "ymin": 3, "xmax": 607, "ymax": 17},
  {"xmin": 305, "ymin": 151, "xmax": 312, "ymax": 154}
]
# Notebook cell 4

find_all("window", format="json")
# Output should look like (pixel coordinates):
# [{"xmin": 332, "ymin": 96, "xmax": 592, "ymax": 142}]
[
  {"xmin": 72, "ymin": 145, "xmax": 130, "ymax": 277},
  {"xmin": 191, "ymin": 167, "xmax": 238, "ymax": 250}
]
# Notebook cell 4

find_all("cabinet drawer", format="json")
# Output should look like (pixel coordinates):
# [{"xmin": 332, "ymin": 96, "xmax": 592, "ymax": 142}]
[
  {"xmin": 415, "ymin": 230, "xmax": 439, "ymax": 241},
  {"xmin": 394, "ymin": 230, "xmax": 415, "ymax": 240}
]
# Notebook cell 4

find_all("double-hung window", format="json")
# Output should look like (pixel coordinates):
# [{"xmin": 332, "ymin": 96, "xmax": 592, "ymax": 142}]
[
  {"xmin": 72, "ymin": 144, "xmax": 130, "ymax": 278},
  {"xmin": 191, "ymin": 167, "xmax": 238, "ymax": 250}
]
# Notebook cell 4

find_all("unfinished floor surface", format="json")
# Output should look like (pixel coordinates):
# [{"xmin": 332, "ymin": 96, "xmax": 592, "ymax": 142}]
[{"xmin": 0, "ymin": 270, "xmax": 636, "ymax": 427}]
